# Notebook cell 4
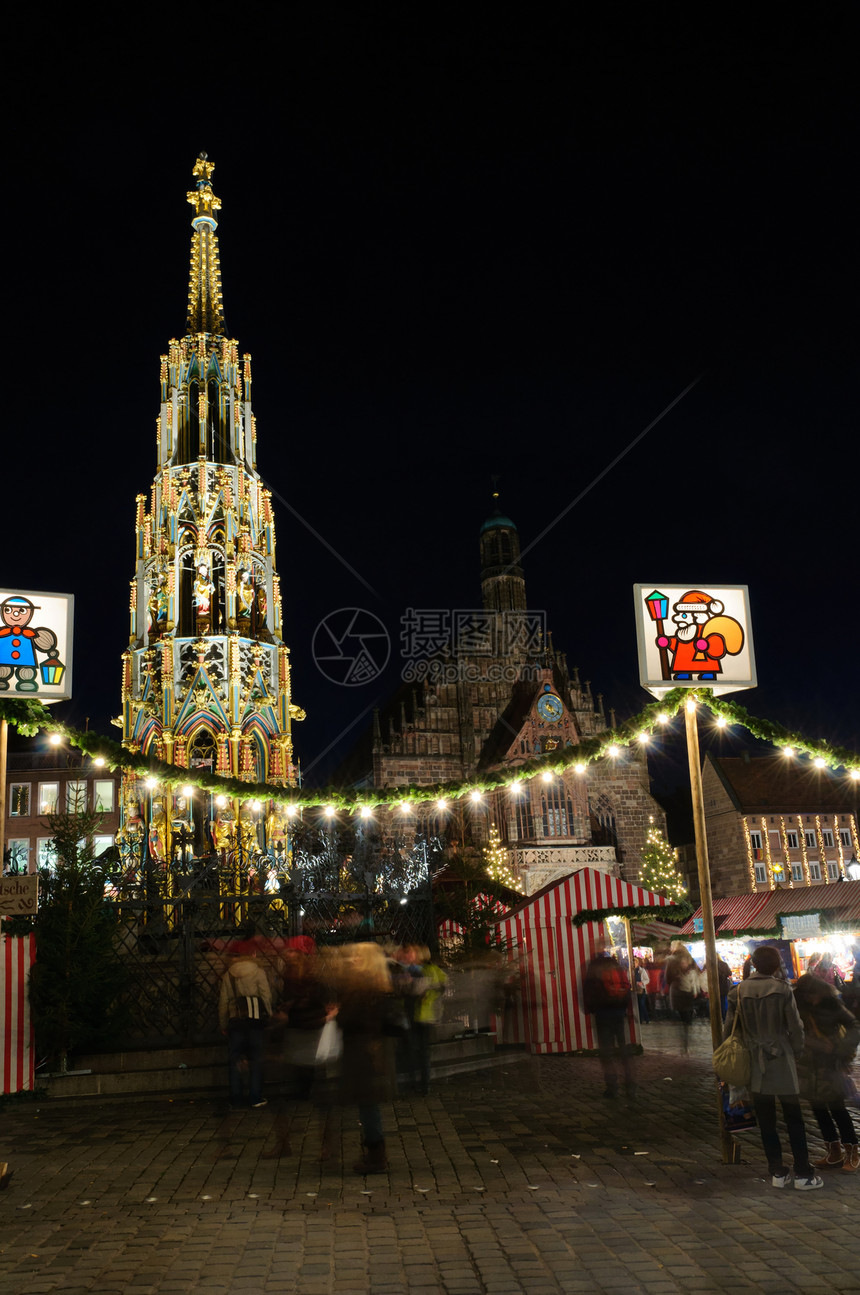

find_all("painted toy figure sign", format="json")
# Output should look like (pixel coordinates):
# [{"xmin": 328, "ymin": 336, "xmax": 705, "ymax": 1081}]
[
  {"xmin": 633, "ymin": 584, "xmax": 756, "ymax": 698},
  {"xmin": 0, "ymin": 590, "xmax": 74, "ymax": 702}
]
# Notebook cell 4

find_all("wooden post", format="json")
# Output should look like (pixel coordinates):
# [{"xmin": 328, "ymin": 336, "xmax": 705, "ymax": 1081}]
[
  {"xmin": 0, "ymin": 717, "xmax": 7, "ymax": 873},
  {"xmin": 684, "ymin": 697, "xmax": 738, "ymax": 1164}
]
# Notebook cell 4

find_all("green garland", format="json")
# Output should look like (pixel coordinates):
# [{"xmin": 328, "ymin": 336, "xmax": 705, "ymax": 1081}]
[
  {"xmin": 572, "ymin": 901, "xmax": 693, "ymax": 928},
  {"xmin": 1, "ymin": 687, "xmax": 857, "ymax": 812}
]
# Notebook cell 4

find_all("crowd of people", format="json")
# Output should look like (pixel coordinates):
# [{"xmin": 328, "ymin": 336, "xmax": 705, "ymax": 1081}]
[
  {"xmin": 584, "ymin": 939, "xmax": 860, "ymax": 1191},
  {"xmin": 217, "ymin": 937, "xmax": 505, "ymax": 1174}
]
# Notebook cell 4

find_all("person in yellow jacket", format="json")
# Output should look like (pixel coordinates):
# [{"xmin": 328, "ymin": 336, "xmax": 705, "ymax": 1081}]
[{"xmin": 413, "ymin": 947, "xmax": 448, "ymax": 1096}]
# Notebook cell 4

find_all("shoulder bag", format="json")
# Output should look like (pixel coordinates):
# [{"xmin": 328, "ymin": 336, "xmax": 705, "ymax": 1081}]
[{"xmin": 713, "ymin": 994, "xmax": 751, "ymax": 1087}]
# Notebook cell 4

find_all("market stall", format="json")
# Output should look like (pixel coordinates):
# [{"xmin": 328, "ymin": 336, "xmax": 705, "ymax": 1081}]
[
  {"xmin": 488, "ymin": 867, "xmax": 685, "ymax": 1054},
  {"xmin": 679, "ymin": 882, "xmax": 860, "ymax": 982}
]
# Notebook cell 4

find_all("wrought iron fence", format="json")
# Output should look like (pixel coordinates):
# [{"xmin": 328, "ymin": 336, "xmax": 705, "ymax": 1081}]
[{"xmin": 103, "ymin": 848, "xmax": 434, "ymax": 1050}]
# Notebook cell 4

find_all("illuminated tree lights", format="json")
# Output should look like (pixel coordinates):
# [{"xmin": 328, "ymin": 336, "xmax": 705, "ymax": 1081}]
[
  {"xmin": 2, "ymin": 687, "xmax": 857, "ymax": 813},
  {"xmin": 638, "ymin": 820, "xmax": 688, "ymax": 903},
  {"xmin": 482, "ymin": 823, "xmax": 522, "ymax": 892}
]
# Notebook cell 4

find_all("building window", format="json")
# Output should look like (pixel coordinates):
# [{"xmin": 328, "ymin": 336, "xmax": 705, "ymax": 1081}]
[
  {"xmin": 541, "ymin": 784, "xmax": 569, "ymax": 837},
  {"xmin": 514, "ymin": 797, "xmax": 535, "ymax": 841},
  {"xmin": 66, "ymin": 780, "xmax": 88, "ymax": 813},
  {"xmin": 826, "ymin": 860, "xmax": 839, "ymax": 881},
  {"xmin": 839, "ymin": 829, "xmax": 851, "ymax": 849},
  {"xmin": 791, "ymin": 862, "xmax": 804, "ymax": 882},
  {"xmin": 5, "ymin": 839, "xmax": 30, "ymax": 873},
  {"xmin": 9, "ymin": 783, "xmax": 31, "ymax": 816},
  {"xmin": 786, "ymin": 830, "xmax": 798, "ymax": 849},
  {"xmin": 754, "ymin": 862, "xmax": 767, "ymax": 883},
  {"xmin": 804, "ymin": 830, "xmax": 817, "ymax": 850},
  {"xmin": 37, "ymin": 839, "xmax": 57, "ymax": 871},
  {"xmin": 822, "ymin": 829, "xmax": 834, "ymax": 848},
  {"xmin": 590, "ymin": 794, "xmax": 617, "ymax": 847},
  {"xmin": 809, "ymin": 860, "xmax": 821, "ymax": 881},
  {"xmin": 93, "ymin": 835, "xmax": 114, "ymax": 858},
  {"xmin": 39, "ymin": 783, "xmax": 59, "ymax": 814},
  {"xmin": 749, "ymin": 830, "xmax": 762, "ymax": 850},
  {"xmin": 94, "ymin": 780, "xmax": 115, "ymax": 813}
]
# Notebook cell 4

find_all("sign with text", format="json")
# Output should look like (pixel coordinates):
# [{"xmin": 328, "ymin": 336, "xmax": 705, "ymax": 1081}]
[
  {"xmin": 0, "ymin": 589, "xmax": 74, "ymax": 702},
  {"xmin": 781, "ymin": 912, "xmax": 821, "ymax": 939},
  {"xmin": 634, "ymin": 584, "xmax": 756, "ymax": 698},
  {"xmin": 0, "ymin": 873, "xmax": 38, "ymax": 917}
]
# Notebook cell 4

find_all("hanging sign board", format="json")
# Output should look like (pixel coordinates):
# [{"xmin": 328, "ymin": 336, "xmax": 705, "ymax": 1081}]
[
  {"xmin": 0, "ymin": 873, "xmax": 38, "ymax": 917},
  {"xmin": 781, "ymin": 913, "xmax": 821, "ymax": 939},
  {"xmin": 0, "ymin": 589, "xmax": 74, "ymax": 703},
  {"xmin": 633, "ymin": 584, "xmax": 756, "ymax": 699}
]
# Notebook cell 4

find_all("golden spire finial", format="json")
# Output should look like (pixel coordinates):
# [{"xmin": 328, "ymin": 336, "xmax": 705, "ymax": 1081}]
[{"xmin": 185, "ymin": 153, "xmax": 226, "ymax": 336}]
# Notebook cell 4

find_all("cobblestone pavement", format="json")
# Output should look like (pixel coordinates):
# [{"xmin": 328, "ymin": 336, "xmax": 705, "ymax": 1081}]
[{"xmin": 2, "ymin": 1020, "xmax": 859, "ymax": 1295}]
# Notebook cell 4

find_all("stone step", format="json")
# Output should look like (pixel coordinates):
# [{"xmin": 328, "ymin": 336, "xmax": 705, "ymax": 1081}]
[{"xmin": 40, "ymin": 1034, "xmax": 521, "ymax": 1101}]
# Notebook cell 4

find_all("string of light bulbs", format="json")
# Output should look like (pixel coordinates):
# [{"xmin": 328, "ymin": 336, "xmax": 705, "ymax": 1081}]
[{"xmin": 1, "ymin": 688, "xmax": 857, "ymax": 815}]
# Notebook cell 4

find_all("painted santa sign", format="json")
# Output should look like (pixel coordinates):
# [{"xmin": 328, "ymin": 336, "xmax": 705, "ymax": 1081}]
[
  {"xmin": 633, "ymin": 583, "xmax": 756, "ymax": 698},
  {"xmin": 0, "ymin": 590, "xmax": 74, "ymax": 703}
]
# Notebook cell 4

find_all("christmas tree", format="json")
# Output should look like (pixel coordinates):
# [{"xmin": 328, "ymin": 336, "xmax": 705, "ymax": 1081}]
[
  {"xmin": 639, "ymin": 818, "xmax": 687, "ymax": 901},
  {"xmin": 483, "ymin": 823, "xmax": 520, "ymax": 891}
]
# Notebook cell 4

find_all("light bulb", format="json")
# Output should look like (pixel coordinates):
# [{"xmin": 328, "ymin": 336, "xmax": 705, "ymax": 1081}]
[
  {"xmin": 782, "ymin": 747, "xmax": 794, "ymax": 758},
  {"xmin": 541, "ymin": 770, "xmax": 553, "ymax": 782},
  {"xmin": 510, "ymin": 780, "xmax": 521, "ymax": 793},
  {"xmin": 324, "ymin": 805, "xmax": 335, "ymax": 817},
  {"xmin": 813, "ymin": 758, "xmax": 826, "ymax": 770},
  {"xmin": 470, "ymin": 790, "xmax": 482, "ymax": 802},
  {"xmin": 574, "ymin": 763, "xmax": 586, "ymax": 774},
  {"xmin": 608, "ymin": 745, "xmax": 620, "ymax": 758},
  {"xmin": 286, "ymin": 804, "xmax": 298, "ymax": 817},
  {"xmin": 638, "ymin": 732, "xmax": 650, "ymax": 743},
  {"xmin": 716, "ymin": 716, "xmax": 727, "ymax": 729},
  {"xmin": 436, "ymin": 798, "xmax": 447, "ymax": 810},
  {"xmin": 360, "ymin": 805, "xmax": 372, "ymax": 818},
  {"xmin": 182, "ymin": 785, "xmax": 193, "ymax": 798},
  {"xmin": 215, "ymin": 795, "xmax": 227, "ymax": 808}
]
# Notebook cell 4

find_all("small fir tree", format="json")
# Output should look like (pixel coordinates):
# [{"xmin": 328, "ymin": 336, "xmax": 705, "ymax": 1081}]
[
  {"xmin": 482, "ymin": 823, "xmax": 520, "ymax": 891},
  {"xmin": 638, "ymin": 818, "xmax": 687, "ymax": 902},
  {"xmin": 28, "ymin": 809, "xmax": 129, "ymax": 1072}
]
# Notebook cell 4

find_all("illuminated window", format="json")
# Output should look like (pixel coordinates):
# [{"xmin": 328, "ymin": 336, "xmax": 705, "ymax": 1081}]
[
  {"xmin": 94, "ymin": 780, "xmax": 114, "ymax": 813},
  {"xmin": 791, "ymin": 862, "xmax": 803, "ymax": 882},
  {"xmin": 66, "ymin": 780, "xmax": 88, "ymax": 812},
  {"xmin": 94, "ymin": 836, "xmax": 115, "ymax": 858},
  {"xmin": 6, "ymin": 839, "xmax": 29, "ymax": 873},
  {"xmin": 9, "ymin": 783, "xmax": 30, "ymax": 817},
  {"xmin": 37, "ymin": 839, "xmax": 57, "ymax": 871},
  {"xmin": 39, "ymin": 783, "xmax": 59, "ymax": 814}
]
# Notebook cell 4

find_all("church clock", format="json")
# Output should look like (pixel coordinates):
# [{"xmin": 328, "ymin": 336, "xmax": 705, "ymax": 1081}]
[{"xmin": 536, "ymin": 692, "xmax": 563, "ymax": 723}]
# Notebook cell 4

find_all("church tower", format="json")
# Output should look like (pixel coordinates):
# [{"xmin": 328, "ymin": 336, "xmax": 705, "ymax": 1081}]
[
  {"xmin": 479, "ymin": 491, "xmax": 527, "ymax": 614},
  {"xmin": 119, "ymin": 155, "xmax": 304, "ymax": 862}
]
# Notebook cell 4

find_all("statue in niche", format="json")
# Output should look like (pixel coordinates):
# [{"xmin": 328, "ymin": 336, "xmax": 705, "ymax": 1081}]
[
  {"xmin": 236, "ymin": 567, "xmax": 254, "ymax": 626},
  {"xmin": 193, "ymin": 561, "xmax": 214, "ymax": 633},
  {"xmin": 148, "ymin": 575, "xmax": 168, "ymax": 639}
]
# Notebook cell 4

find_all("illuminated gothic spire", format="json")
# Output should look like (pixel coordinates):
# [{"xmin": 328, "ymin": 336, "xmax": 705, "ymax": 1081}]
[{"xmin": 186, "ymin": 153, "xmax": 226, "ymax": 336}]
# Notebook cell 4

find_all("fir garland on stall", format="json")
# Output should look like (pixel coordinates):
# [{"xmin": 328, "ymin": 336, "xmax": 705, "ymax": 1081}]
[{"xmin": 1, "ymin": 687, "xmax": 856, "ymax": 813}]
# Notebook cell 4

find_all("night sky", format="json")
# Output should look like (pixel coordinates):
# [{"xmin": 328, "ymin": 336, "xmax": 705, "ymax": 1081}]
[{"xmin": 4, "ymin": 10, "xmax": 856, "ymax": 821}]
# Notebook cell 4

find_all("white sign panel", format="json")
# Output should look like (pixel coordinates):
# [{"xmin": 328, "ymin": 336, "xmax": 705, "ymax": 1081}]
[
  {"xmin": 0, "ymin": 589, "xmax": 74, "ymax": 703},
  {"xmin": 781, "ymin": 913, "xmax": 821, "ymax": 939},
  {"xmin": 634, "ymin": 584, "xmax": 756, "ymax": 699},
  {"xmin": 0, "ymin": 873, "xmax": 39, "ymax": 917}
]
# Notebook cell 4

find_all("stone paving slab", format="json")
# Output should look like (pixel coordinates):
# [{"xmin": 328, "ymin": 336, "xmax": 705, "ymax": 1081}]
[{"xmin": 1, "ymin": 1021, "xmax": 859, "ymax": 1294}]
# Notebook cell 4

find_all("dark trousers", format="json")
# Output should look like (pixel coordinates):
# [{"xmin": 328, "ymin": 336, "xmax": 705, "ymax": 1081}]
[
  {"xmin": 752, "ymin": 1092, "xmax": 812, "ymax": 1175},
  {"xmin": 810, "ymin": 1101, "xmax": 858, "ymax": 1145},
  {"xmin": 594, "ymin": 1008, "xmax": 633, "ymax": 1091},
  {"xmin": 227, "ymin": 1019, "xmax": 265, "ymax": 1106}
]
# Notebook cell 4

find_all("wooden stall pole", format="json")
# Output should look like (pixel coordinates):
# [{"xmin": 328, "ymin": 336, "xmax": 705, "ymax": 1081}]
[{"xmin": 684, "ymin": 696, "xmax": 738, "ymax": 1164}]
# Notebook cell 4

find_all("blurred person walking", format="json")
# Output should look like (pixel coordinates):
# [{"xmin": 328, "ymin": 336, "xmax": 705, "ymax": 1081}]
[
  {"xmin": 219, "ymin": 940, "xmax": 273, "ymax": 1109},
  {"xmin": 330, "ymin": 942, "xmax": 399, "ymax": 1174},
  {"xmin": 412, "ymin": 947, "xmax": 448, "ymax": 1095},
  {"xmin": 794, "ymin": 972, "xmax": 860, "ymax": 1172},
  {"xmin": 664, "ymin": 944, "xmax": 699, "ymax": 1053},
  {"xmin": 583, "ymin": 949, "xmax": 636, "ymax": 1100},
  {"xmin": 724, "ymin": 945, "xmax": 823, "ymax": 1190}
]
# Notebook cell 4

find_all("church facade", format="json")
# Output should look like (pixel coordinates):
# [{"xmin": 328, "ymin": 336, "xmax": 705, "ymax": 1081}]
[
  {"xmin": 370, "ymin": 502, "xmax": 665, "ymax": 892},
  {"xmin": 118, "ymin": 156, "xmax": 304, "ymax": 866}
]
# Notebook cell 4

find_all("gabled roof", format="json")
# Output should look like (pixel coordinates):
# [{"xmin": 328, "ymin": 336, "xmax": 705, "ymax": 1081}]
[
  {"xmin": 708, "ymin": 754, "xmax": 856, "ymax": 815},
  {"xmin": 477, "ymin": 668, "xmax": 573, "ymax": 772}
]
